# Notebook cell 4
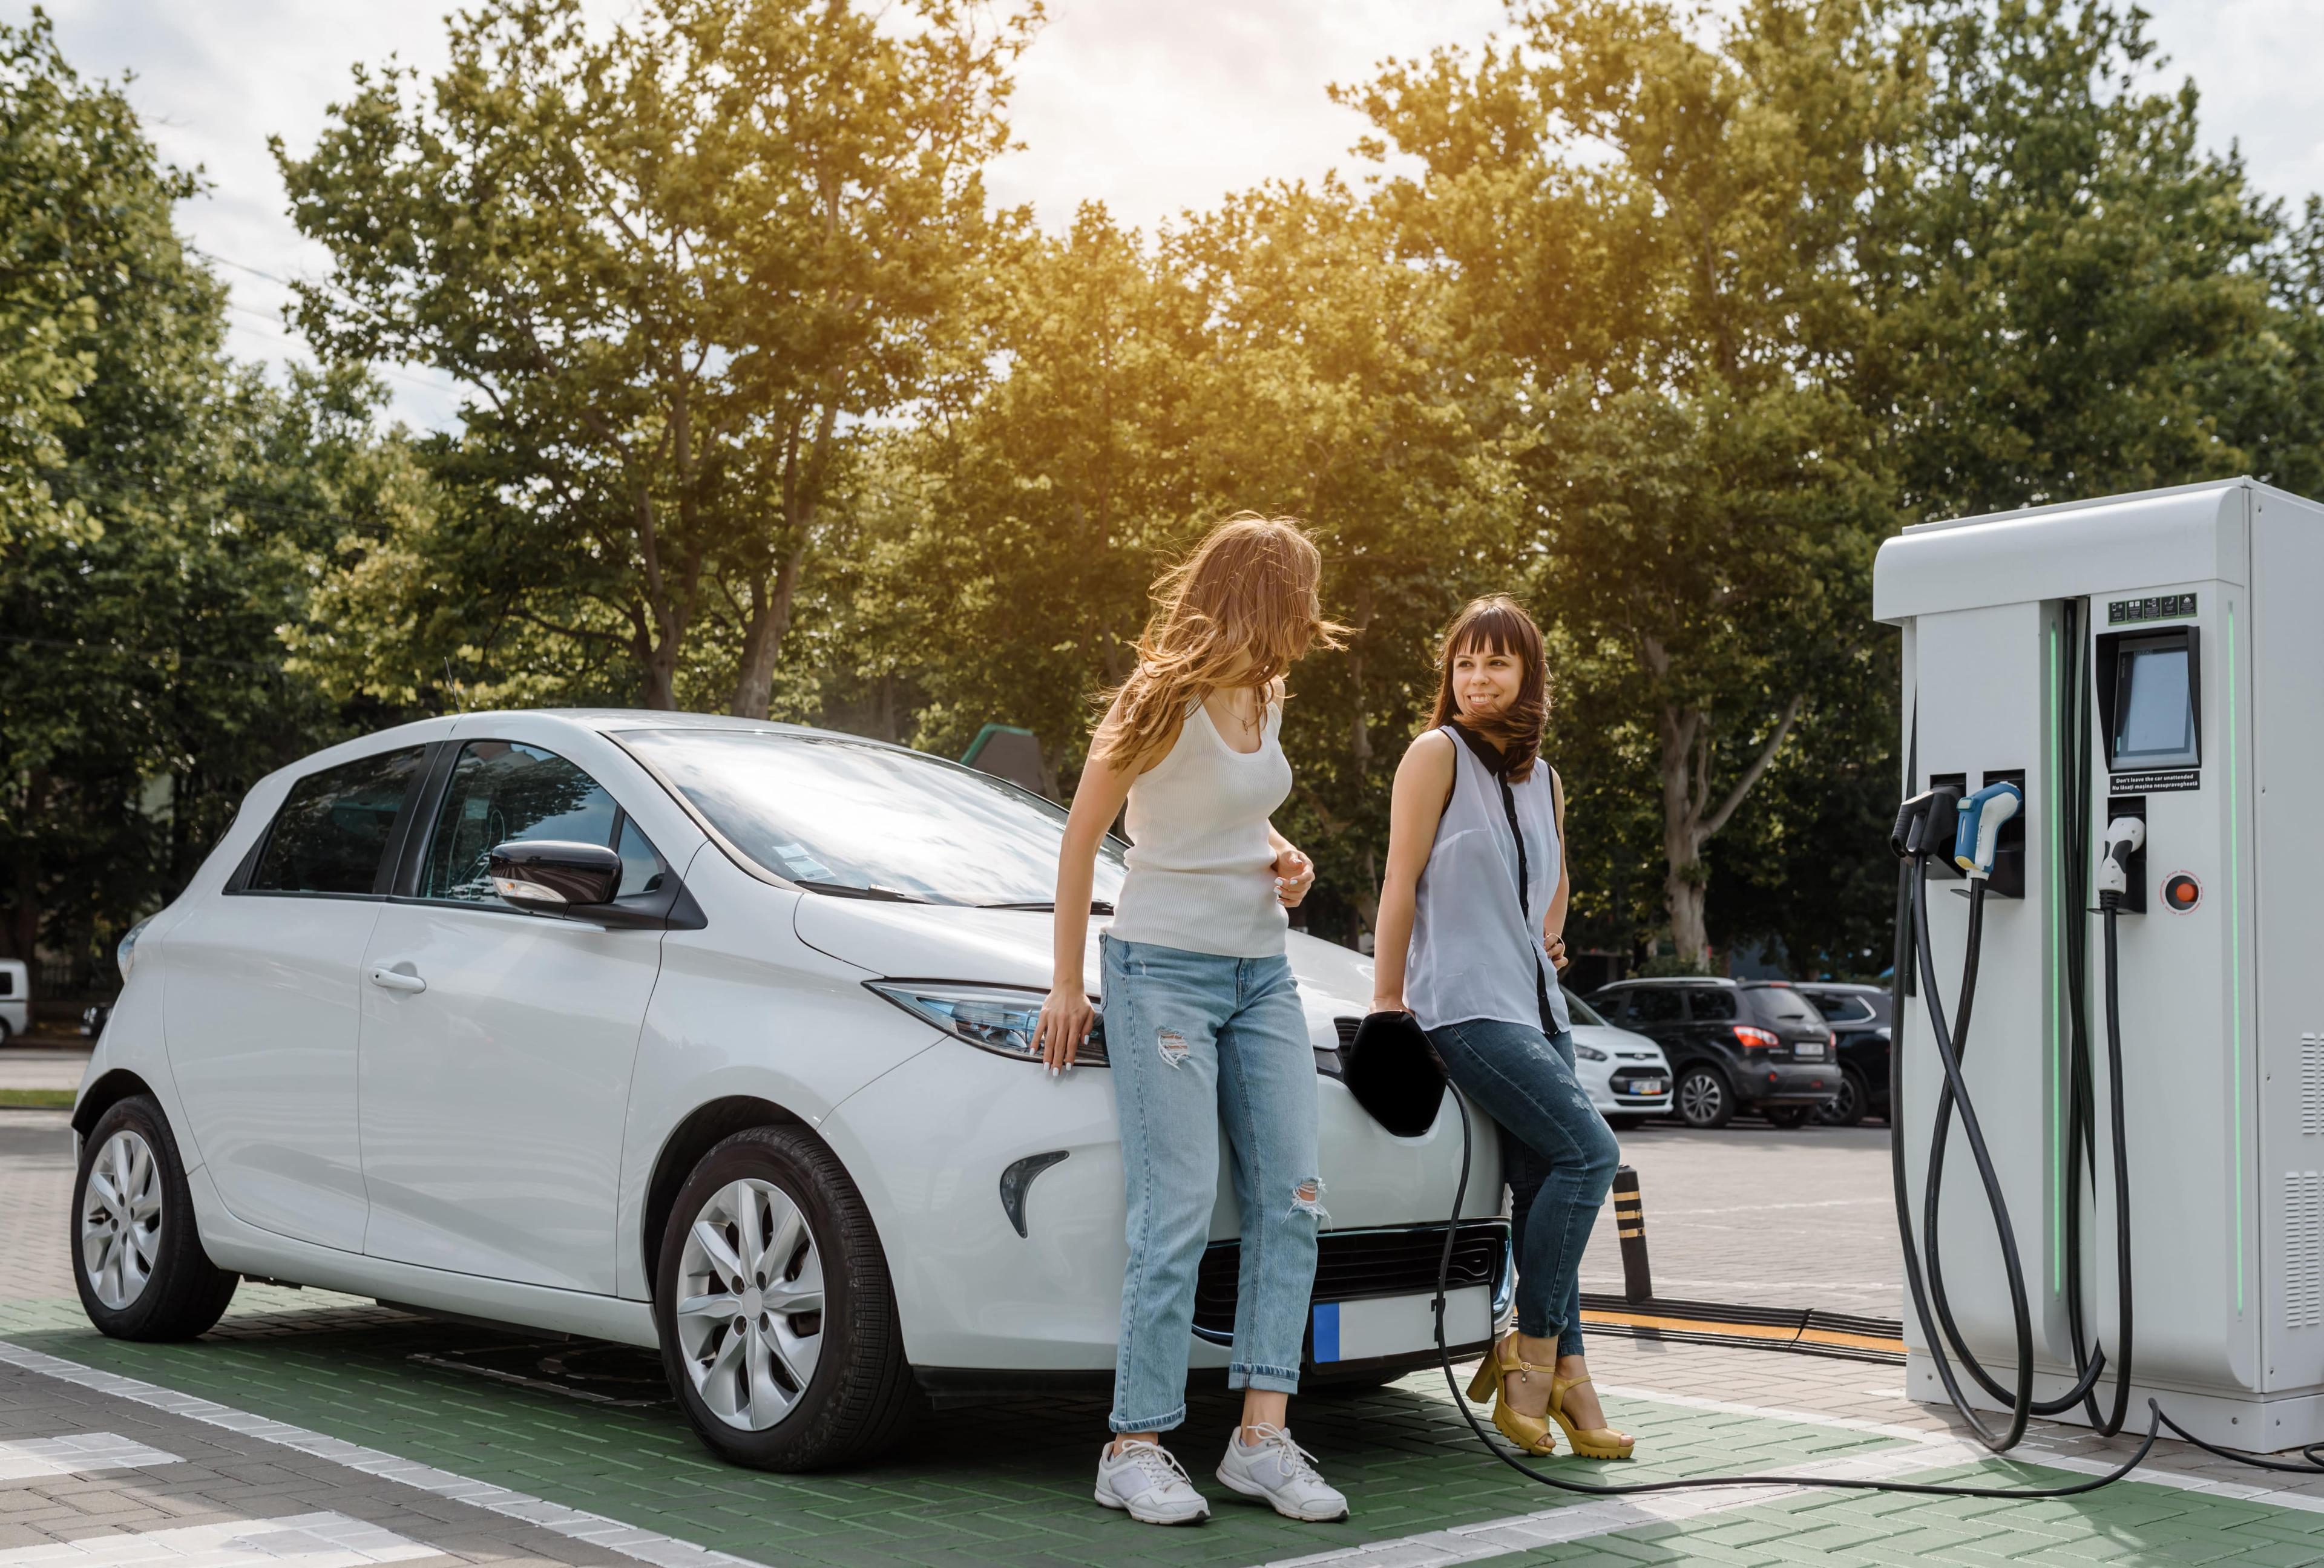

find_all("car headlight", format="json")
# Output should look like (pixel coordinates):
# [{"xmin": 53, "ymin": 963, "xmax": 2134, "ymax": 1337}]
[
  {"xmin": 1573, "ymin": 1042, "xmax": 1608, "ymax": 1062},
  {"xmin": 866, "ymin": 981, "xmax": 1109, "ymax": 1067},
  {"xmin": 117, "ymin": 916, "xmax": 154, "ymax": 982}
]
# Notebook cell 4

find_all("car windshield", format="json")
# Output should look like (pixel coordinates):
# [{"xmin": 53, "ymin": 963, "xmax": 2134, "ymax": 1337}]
[
  {"xmin": 1563, "ymin": 988, "xmax": 1608, "ymax": 1028},
  {"xmin": 622, "ymin": 728, "xmax": 1126, "ymax": 907}
]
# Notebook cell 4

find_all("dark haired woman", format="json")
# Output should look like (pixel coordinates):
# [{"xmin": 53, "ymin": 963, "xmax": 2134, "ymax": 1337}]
[{"xmin": 1369, "ymin": 594, "xmax": 1633, "ymax": 1459}]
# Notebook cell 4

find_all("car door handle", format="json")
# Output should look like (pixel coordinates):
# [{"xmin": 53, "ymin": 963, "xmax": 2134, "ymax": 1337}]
[{"xmin": 367, "ymin": 963, "xmax": 427, "ymax": 994}]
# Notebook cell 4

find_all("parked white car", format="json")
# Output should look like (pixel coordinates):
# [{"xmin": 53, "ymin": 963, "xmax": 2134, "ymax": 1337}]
[
  {"xmin": 1563, "ymin": 988, "xmax": 1673, "ymax": 1129},
  {"xmin": 0, "ymin": 957, "xmax": 26, "ymax": 1042},
  {"xmin": 71, "ymin": 710, "xmax": 1511, "ymax": 1471}
]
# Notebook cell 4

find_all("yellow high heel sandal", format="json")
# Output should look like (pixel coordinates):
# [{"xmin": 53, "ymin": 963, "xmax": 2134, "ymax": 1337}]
[
  {"xmin": 1546, "ymin": 1373, "xmax": 1636, "ymax": 1460},
  {"xmin": 1462, "ymin": 1334, "xmax": 1558, "ymax": 1456}
]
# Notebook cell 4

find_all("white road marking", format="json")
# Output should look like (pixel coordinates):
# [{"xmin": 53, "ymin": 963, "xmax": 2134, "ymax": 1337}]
[
  {"xmin": 0, "ymin": 1342, "xmax": 769, "ymax": 1568},
  {"xmin": 0, "ymin": 1432, "xmax": 179, "ymax": 1480},
  {"xmin": 0, "ymin": 1512, "xmax": 433, "ymax": 1568},
  {"xmin": 1250, "ymin": 1436, "xmax": 1994, "ymax": 1568},
  {"xmin": 1256, "ymin": 1381, "xmax": 2324, "ymax": 1566}
]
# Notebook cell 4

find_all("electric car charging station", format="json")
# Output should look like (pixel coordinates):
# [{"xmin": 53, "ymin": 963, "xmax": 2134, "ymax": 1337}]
[{"xmin": 1874, "ymin": 476, "xmax": 2324, "ymax": 1454}]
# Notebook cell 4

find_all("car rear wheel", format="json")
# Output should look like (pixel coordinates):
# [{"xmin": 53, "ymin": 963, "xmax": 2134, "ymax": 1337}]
[
  {"xmin": 655, "ymin": 1124, "xmax": 914, "ymax": 1471},
  {"xmin": 1764, "ymin": 1107, "xmax": 1813, "ymax": 1129},
  {"xmin": 1817, "ymin": 1068, "xmax": 1869, "ymax": 1127},
  {"xmin": 1674, "ymin": 1066, "xmax": 1735, "ymax": 1130},
  {"xmin": 73, "ymin": 1095, "xmax": 238, "ymax": 1339}
]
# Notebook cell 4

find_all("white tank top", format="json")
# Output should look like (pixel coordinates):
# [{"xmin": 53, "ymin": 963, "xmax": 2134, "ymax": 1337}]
[
  {"xmin": 1405, "ymin": 726, "xmax": 1572, "ymax": 1035},
  {"xmin": 1106, "ymin": 694, "xmax": 1293, "ymax": 959}
]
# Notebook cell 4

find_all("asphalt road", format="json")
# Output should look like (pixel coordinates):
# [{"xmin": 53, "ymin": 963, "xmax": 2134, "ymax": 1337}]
[{"xmin": 1578, "ymin": 1121, "xmax": 1902, "ymax": 1320}]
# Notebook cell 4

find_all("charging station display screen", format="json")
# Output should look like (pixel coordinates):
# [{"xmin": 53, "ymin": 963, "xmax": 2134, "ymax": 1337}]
[{"xmin": 2113, "ymin": 644, "xmax": 2197, "ymax": 768}]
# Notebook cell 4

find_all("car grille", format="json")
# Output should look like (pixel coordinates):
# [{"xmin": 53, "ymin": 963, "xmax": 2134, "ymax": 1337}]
[{"xmin": 1192, "ymin": 1220, "xmax": 1508, "ymax": 1337}]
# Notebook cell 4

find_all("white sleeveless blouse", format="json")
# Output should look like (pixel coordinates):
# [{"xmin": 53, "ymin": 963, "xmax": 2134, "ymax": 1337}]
[
  {"xmin": 1405, "ymin": 727, "xmax": 1572, "ymax": 1035},
  {"xmin": 1106, "ymin": 695, "xmax": 1293, "ymax": 959}
]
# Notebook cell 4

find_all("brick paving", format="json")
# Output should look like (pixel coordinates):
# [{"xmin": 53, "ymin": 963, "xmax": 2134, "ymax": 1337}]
[{"xmin": 11, "ymin": 1103, "xmax": 2324, "ymax": 1564}]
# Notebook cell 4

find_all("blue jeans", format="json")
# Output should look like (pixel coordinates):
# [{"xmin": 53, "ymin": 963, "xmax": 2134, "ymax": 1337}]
[
  {"xmin": 1426, "ymin": 1019, "xmax": 1618, "ymax": 1357},
  {"xmin": 1101, "ymin": 936, "xmax": 1322, "ymax": 1434}
]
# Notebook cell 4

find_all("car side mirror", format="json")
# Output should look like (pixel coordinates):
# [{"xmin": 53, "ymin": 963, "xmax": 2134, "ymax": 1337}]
[{"xmin": 487, "ymin": 839, "xmax": 623, "ymax": 914}]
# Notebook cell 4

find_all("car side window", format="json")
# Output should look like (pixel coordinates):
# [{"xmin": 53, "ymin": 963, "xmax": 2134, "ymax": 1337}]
[
  {"xmin": 248, "ymin": 748, "xmax": 427, "ymax": 895},
  {"xmin": 1687, "ymin": 988, "xmax": 1738, "ymax": 1022},
  {"xmin": 1627, "ymin": 988, "xmax": 1684, "ymax": 1025},
  {"xmin": 419, "ymin": 741, "xmax": 662, "ymax": 904}
]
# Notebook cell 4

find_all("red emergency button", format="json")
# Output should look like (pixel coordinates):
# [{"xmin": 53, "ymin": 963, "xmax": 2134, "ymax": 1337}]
[{"xmin": 2162, "ymin": 873, "xmax": 2201, "ymax": 913}]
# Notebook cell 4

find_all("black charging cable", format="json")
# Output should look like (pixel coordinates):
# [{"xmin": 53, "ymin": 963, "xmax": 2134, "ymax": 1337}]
[{"xmin": 1426, "ymin": 1087, "xmax": 2167, "ymax": 1499}]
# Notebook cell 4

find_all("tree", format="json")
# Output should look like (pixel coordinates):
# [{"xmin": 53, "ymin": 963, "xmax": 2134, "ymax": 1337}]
[
  {"xmin": 1350, "ymin": 0, "xmax": 1903, "ymax": 965},
  {"xmin": 0, "ymin": 17, "xmax": 398, "ymax": 992},
  {"xmin": 278, "ymin": 0, "xmax": 1037, "ymax": 715}
]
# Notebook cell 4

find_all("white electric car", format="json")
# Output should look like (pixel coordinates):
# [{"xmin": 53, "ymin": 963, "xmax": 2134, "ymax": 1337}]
[
  {"xmin": 1562, "ymin": 989, "xmax": 1673, "ymax": 1128},
  {"xmin": 71, "ymin": 710, "xmax": 1511, "ymax": 1471}
]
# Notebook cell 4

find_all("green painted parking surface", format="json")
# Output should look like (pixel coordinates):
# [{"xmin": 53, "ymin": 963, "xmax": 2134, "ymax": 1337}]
[{"xmin": 8, "ymin": 1288, "xmax": 2324, "ymax": 1566}]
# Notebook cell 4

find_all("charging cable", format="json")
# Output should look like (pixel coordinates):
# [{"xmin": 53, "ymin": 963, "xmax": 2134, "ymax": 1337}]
[{"xmin": 1416, "ymin": 782, "xmax": 2310, "ymax": 1500}]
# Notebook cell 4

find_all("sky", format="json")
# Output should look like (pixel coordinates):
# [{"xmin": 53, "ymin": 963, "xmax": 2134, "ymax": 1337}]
[{"xmin": 16, "ymin": 0, "xmax": 2324, "ymax": 432}]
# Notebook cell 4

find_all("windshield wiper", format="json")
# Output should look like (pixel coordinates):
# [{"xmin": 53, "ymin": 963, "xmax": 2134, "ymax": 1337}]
[
  {"xmin": 794, "ymin": 880, "xmax": 932, "ymax": 904},
  {"xmin": 980, "ymin": 900, "xmax": 1114, "ymax": 914}
]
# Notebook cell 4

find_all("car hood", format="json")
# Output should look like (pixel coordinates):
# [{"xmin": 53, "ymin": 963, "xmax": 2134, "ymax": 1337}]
[{"xmin": 791, "ymin": 896, "xmax": 1378, "ymax": 1050}]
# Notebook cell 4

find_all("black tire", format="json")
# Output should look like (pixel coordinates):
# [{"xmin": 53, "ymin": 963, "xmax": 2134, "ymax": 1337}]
[
  {"xmin": 72, "ymin": 1095, "xmax": 237, "ymax": 1340},
  {"xmin": 1674, "ymin": 1066, "xmax": 1735, "ymax": 1130},
  {"xmin": 1817, "ymin": 1068, "xmax": 1869, "ymax": 1128},
  {"xmin": 1605, "ymin": 1115, "xmax": 1645, "ymax": 1132},
  {"xmin": 1764, "ymin": 1107, "xmax": 1813, "ymax": 1129},
  {"xmin": 654, "ymin": 1124, "xmax": 914, "ymax": 1471}
]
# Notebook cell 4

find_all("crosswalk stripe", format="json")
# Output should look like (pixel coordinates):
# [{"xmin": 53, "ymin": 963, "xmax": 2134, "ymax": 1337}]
[
  {"xmin": 0, "ymin": 1434, "xmax": 180, "ymax": 1480},
  {"xmin": 0, "ymin": 1512, "xmax": 435, "ymax": 1568},
  {"xmin": 0, "ymin": 1342, "xmax": 769, "ymax": 1568}
]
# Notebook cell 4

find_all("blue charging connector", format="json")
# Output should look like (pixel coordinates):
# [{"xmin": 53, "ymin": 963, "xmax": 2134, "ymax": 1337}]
[{"xmin": 1953, "ymin": 781, "xmax": 2023, "ymax": 879}]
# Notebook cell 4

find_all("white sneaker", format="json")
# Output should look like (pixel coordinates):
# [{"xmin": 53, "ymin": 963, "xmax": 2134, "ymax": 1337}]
[
  {"xmin": 1094, "ymin": 1439, "xmax": 1210, "ymax": 1525},
  {"xmin": 1216, "ymin": 1424, "xmax": 1349, "ymax": 1522}
]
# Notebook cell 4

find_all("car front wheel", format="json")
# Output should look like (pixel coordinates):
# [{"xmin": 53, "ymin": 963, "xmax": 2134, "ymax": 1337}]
[
  {"xmin": 655, "ymin": 1124, "xmax": 914, "ymax": 1471},
  {"xmin": 1674, "ymin": 1066, "xmax": 1735, "ymax": 1130},
  {"xmin": 73, "ymin": 1095, "xmax": 238, "ymax": 1339}
]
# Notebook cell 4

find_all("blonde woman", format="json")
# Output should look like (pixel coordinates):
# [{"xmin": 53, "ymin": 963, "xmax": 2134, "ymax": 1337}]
[
  {"xmin": 1370, "ymin": 596, "xmax": 1634, "ymax": 1460},
  {"xmin": 1036, "ymin": 515, "xmax": 1349, "ymax": 1527}
]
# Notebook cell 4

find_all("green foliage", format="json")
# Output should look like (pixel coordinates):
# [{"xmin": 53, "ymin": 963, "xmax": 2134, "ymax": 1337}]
[
  {"xmin": 11, "ymin": 0, "xmax": 2324, "ymax": 997},
  {"xmin": 0, "ymin": 13, "xmax": 419, "ymax": 988},
  {"xmin": 277, "ymin": 0, "xmax": 1039, "ymax": 716}
]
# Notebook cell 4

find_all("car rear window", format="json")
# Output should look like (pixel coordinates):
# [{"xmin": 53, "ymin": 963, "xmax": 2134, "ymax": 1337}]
[
  {"xmin": 1807, "ymin": 992, "xmax": 1875, "ymax": 1024},
  {"xmin": 248, "ymin": 747, "xmax": 426, "ymax": 895},
  {"xmin": 1687, "ymin": 988, "xmax": 1738, "ymax": 1022},
  {"xmin": 1750, "ymin": 986, "xmax": 1823, "ymax": 1026}
]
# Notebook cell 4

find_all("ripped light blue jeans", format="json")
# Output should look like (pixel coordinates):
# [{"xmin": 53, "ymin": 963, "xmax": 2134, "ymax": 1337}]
[
  {"xmin": 1101, "ymin": 935, "xmax": 1322, "ymax": 1434},
  {"xmin": 1425, "ymin": 1019, "xmax": 1619, "ymax": 1358}
]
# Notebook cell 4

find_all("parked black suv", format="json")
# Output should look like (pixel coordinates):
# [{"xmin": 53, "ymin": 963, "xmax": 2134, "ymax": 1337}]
[
  {"xmin": 1796, "ymin": 982, "xmax": 1891, "ymax": 1127},
  {"xmin": 1587, "ymin": 979, "xmax": 1839, "ymax": 1129}
]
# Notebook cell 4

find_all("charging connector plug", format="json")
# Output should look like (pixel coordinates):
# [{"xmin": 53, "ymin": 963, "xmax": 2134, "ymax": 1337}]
[
  {"xmin": 1954, "ymin": 782, "xmax": 2024, "ymax": 880},
  {"xmin": 2097, "ymin": 816, "xmax": 2147, "ymax": 909}
]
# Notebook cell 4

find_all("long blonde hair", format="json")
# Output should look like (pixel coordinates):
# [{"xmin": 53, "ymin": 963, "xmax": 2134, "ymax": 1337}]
[{"xmin": 1095, "ymin": 513, "xmax": 1346, "ymax": 768}]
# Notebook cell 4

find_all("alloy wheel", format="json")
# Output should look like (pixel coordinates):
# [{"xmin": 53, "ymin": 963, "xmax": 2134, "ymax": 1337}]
[
  {"xmin": 1678, "ymin": 1070, "xmax": 1725, "ymax": 1127},
  {"xmin": 674, "ymin": 1178, "xmax": 826, "ymax": 1431},
  {"xmin": 80, "ymin": 1129, "xmax": 162, "ymax": 1310}
]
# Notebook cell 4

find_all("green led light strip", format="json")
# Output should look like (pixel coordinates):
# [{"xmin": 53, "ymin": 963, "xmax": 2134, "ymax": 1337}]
[
  {"xmin": 2048, "ymin": 617, "xmax": 2064, "ymax": 1294},
  {"xmin": 2228, "ymin": 599, "xmax": 2245, "ymax": 1316}
]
